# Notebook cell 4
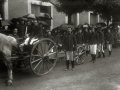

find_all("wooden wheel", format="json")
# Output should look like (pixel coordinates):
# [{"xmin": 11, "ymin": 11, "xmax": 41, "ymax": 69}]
[
  {"xmin": 74, "ymin": 46, "xmax": 85, "ymax": 65},
  {"xmin": 30, "ymin": 38, "xmax": 58, "ymax": 76}
]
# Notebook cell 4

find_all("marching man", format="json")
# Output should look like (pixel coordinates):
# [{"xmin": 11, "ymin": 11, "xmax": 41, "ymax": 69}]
[
  {"xmin": 89, "ymin": 28, "xmax": 99, "ymax": 63},
  {"xmin": 84, "ymin": 27, "xmax": 90, "ymax": 56},
  {"xmin": 97, "ymin": 27, "xmax": 105, "ymax": 58},
  {"xmin": 106, "ymin": 28, "xmax": 114, "ymax": 57},
  {"xmin": 63, "ymin": 27, "xmax": 77, "ymax": 71}
]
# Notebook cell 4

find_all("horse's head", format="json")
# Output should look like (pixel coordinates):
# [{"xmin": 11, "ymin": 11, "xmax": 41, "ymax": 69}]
[{"xmin": 7, "ymin": 36, "xmax": 18, "ymax": 47}]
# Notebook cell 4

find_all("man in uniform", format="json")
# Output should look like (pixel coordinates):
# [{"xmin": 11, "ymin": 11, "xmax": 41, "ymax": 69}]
[
  {"xmin": 76, "ymin": 28, "xmax": 84, "ymax": 46},
  {"xmin": 63, "ymin": 27, "xmax": 77, "ymax": 71},
  {"xmin": 89, "ymin": 28, "xmax": 99, "ymax": 63},
  {"xmin": 106, "ymin": 28, "xmax": 114, "ymax": 57},
  {"xmin": 97, "ymin": 27, "xmax": 105, "ymax": 58},
  {"xmin": 113, "ymin": 29, "xmax": 119, "ymax": 48},
  {"xmin": 84, "ymin": 27, "xmax": 90, "ymax": 56}
]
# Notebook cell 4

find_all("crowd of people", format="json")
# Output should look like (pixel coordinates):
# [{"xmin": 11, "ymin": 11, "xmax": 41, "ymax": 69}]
[
  {"xmin": 53, "ymin": 25, "xmax": 120, "ymax": 71},
  {"xmin": 2, "ymin": 18, "xmax": 120, "ymax": 71}
]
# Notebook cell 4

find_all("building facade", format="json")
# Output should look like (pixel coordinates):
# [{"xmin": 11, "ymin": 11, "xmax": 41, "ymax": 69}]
[{"xmin": 2, "ymin": 0, "xmax": 104, "ymax": 29}]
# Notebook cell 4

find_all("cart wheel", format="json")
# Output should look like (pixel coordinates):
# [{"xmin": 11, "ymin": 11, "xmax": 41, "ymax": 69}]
[
  {"xmin": 75, "ymin": 46, "xmax": 85, "ymax": 65},
  {"xmin": 30, "ymin": 38, "xmax": 58, "ymax": 76}
]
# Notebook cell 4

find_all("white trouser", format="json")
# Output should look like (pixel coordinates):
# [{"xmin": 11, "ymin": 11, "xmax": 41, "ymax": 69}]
[
  {"xmin": 107, "ymin": 44, "xmax": 112, "ymax": 51},
  {"xmin": 90, "ymin": 44, "xmax": 97, "ymax": 54},
  {"xmin": 97, "ymin": 44, "xmax": 104, "ymax": 53},
  {"xmin": 66, "ymin": 51, "xmax": 73, "ymax": 61}
]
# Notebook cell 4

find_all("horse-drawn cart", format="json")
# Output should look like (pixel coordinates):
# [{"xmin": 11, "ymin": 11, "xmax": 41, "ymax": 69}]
[
  {"xmin": 0, "ymin": 15, "xmax": 85, "ymax": 86},
  {"xmin": 11, "ymin": 38, "xmax": 58, "ymax": 76}
]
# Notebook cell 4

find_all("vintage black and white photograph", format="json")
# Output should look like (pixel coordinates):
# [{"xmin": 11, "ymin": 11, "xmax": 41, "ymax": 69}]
[{"xmin": 0, "ymin": 0, "xmax": 120, "ymax": 90}]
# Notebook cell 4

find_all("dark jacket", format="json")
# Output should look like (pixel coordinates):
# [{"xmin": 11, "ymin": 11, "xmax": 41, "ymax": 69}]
[
  {"xmin": 97, "ymin": 31, "xmax": 104, "ymax": 44},
  {"xmin": 113, "ymin": 32, "xmax": 119, "ymax": 39},
  {"xmin": 32, "ymin": 25, "xmax": 43, "ymax": 38},
  {"xmin": 46, "ymin": 35, "xmax": 55, "ymax": 41},
  {"xmin": 106, "ymin": 32, "xmax": 114, "ymax": 44},
  {"xmin": 76, "ymin": 32, "xmax": 84, "ymax": 44},
  {"xmin": 17, "ymin": 24, "xmax": 26, "ymax": 38},
  {"xmin": 89, "ymin": 32, "xmax": 99, "ymax": 45},
  {"xmin": 27, "ymin": 25, "xmax": 33, "ymax": 36},
  {"xmin": 84, "ymin": 32, "xmax": 89, "ymax": 44},
  {"xmin": 55, "ymin": 34, "xmax": 62, "ymax": 45},
  {"xmin": 9, "ymin": 33, "xmax": 20, "ymax": 43},
  {"xmin": 63, "ymin": 33, "xmax": 77, "ymax": 51}
]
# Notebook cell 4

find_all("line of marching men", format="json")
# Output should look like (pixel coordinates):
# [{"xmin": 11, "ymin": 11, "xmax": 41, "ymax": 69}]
[
  {"xmin": 12, "ymin": 19, "xmax": 114, "ymax": 71},
  {"xmin": 60, "ymin": 26, "xmax": 114, "ymax": 71}
]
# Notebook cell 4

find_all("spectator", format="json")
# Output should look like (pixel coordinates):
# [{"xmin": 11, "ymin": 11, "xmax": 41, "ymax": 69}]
[
  {"xmin": 55, "ymin": 30, "xmax": 62, "ymax": 52},
  {"xmin": 46, "ymin": 30, "xmax": 55, "ymax": 41},
  {"xmin": 10, "ymin": 28, "xmax": 20, "ymax": 43},
  {"xmin": 17, "ymin": 20, "xmax": 26, "ymax": 38},
  {"xmin": 32, "ymin": 20, "xmax": 43, "ymax": 38},
  {"xmin": 25, "ymin": 20, "xmax": 33, "ymax": 38}
]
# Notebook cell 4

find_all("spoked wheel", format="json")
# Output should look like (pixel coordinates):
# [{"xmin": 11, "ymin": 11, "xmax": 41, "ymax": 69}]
[
  {"xmin": 74, "ymin": 46, "xmax": 85, "ymax": 65},
  {"xmin": 30, "ymin": 38, "xmax": 58, "ymax": 76}
]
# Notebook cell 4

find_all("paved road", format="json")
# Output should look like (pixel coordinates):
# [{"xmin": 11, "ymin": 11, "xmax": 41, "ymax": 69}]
[{"xmin": 0, "ymin": 48, "xmax": 120, "ymax": 90}]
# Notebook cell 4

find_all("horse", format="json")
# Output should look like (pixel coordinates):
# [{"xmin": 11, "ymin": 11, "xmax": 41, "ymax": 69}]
[{"xmin": 0, "ymin": 33, "xmax": 18, "ymax": 86}]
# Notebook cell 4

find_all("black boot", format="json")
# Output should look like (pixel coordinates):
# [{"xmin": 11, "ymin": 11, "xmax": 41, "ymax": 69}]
[
  {"xmin": 65, "ymin": 60, "xmax": 69, "ymax": 71},
  {"xmin": 88, "ymin": 50, "xmax": 90, "ymax": 54},
  {"xmin": 93, "ymin": 54, "xmax": 96, "ymax": 63},
  {"xmin": 90, "ymin": 54, "xmax": 93, "ymax": 62},
  {"xmin": 97, "ymin": 52, "xmax": 101, "ymax": 58},
  {"xmin": 94, "ymin": 55, "xmax": 96, "ymax": 61},
  {"xmin": 71, "ymin": 61, "xmax": 74, "ymax": 71},
  {"xmin": 109, "ymin": 51, "xmax": 111, "ymax": 57},
  {"xmin": 86, "ymin": 50, "xmax": 88, "ymax": 56},
  {"xmin": 102, "ymin": 52, "xmax": 105, "ymax": 58}
]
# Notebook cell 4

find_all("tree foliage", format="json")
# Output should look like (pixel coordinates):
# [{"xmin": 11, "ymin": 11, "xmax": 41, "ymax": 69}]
[
  {"xmin": 54, "ymin": 0, "xmax": 89, "ymax": 15},
  {"xmin": 42, "ymin": 0, "xmax": 93, "ymax": 24},
  {"xmin": 42, "ymin": 0, "xmax": 120, "ymax": 25},
  {"xmin": 0, "ymin": 0, "xmax": 5, "ymax": 3},
  {"xmin": 42, "ymin": 0, "xmax": 93, "ymax": 15},
  {"xmin": 91, "ymin": 0, "xmax": 120, "ymax": 26}
]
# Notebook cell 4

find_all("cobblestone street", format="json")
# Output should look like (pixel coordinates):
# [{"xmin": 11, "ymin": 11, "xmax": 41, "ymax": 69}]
[{"xmin": 0, "ymin": 48, "xmax": 120, "ymax": 90}]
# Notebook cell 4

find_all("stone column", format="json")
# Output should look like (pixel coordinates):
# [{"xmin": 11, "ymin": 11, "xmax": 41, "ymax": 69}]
[
  {"xmin": 4, "ymin": 0, "xmax": 8, "ymax": 20},
  {"xmin": 65, "ymin": 15, "xmax": 68, "ymax": 24},
  {"xmin": 97, "ymin": 15, "xmax": 100, "ymax": 23},
  {"xmin": 28, "ymin": 0, "xmax": 32, "ymax": 13},
  {"xmin": 76, "ymin": 13, "xmax": 80, "ymax": 26},
  {"xmin": 88, "ymin": 11, "xmax": 90, "ymax": 24}
]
